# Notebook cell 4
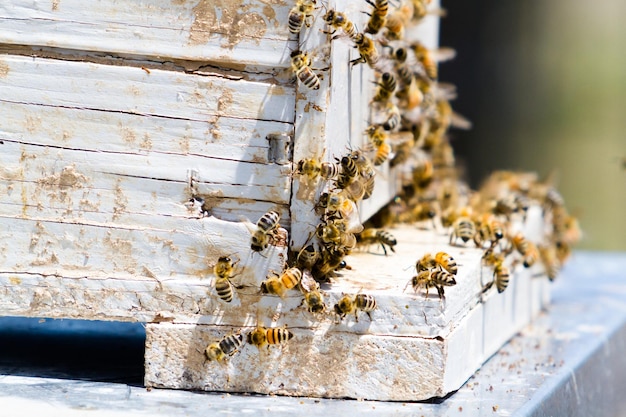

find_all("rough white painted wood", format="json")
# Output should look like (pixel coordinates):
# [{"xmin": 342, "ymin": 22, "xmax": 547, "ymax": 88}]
[
  {"xmin": 0, "ymin": 215, "xmax": 289, "ymax": 322},
  {"xmin": 0, "ymin": 0, "xmax": 554, "ymax": 402},
  {"xmin": 0, "ymin": 0, "xmax": 297, "ymax": 68},
  {"xmin": 142, "ymin": 210, "xmax": 552, "ymax": 401}
]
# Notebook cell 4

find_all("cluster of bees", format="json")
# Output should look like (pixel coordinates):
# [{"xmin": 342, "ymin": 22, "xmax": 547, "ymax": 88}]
[{"xmin": 199, "ymin": 0, "xmax": 580, "ymax": 364}]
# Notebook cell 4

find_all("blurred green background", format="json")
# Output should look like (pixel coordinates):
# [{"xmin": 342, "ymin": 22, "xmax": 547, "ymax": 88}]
[{"xmin": 440, "ymin": 0, "xmax": 626, "ymax": 251}]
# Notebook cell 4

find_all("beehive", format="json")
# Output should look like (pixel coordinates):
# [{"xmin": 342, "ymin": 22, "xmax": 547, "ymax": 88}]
[{"xmin": 0, "ymin": 0, "xmax": 567, "ymax": 401}]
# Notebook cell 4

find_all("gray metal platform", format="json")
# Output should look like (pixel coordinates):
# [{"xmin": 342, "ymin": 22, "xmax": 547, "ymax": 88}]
[{"xmin": 1, "ymin": 251, "xmax": 625, "ymax": 416}]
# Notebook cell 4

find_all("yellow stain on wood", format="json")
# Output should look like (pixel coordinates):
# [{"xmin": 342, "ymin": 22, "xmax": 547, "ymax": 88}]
[
  {"xmin": 189, "ymin": 0, "xmax": 268, "ymax": 49},
  {"xmin": 9, "ymin": 277, "xmax": 22, "ymax": 285},
  {"xmin": 0, "ymin": 60, "xmax": 8, "ymax": 77}
]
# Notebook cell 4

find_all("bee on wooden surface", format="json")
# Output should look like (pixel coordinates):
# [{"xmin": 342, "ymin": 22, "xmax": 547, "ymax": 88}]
[
  {"xmin": 408, "ymin": 267, "xmax": 457, "ymax": 300},
  {"xmin": 288, "ymin": 0, "xmax": 317, "ymax": 34},
  {"xmin": 365, "ymin": 124, "xmax": 388, "ymax": 148},
  {"xmin": 251, "ymin": 210, "xmax": 281, "ymax": 252},
  {"xmin": 364, "ymin": 0, "xmax": 388, "ymax": 35},
  {"xmin": 311, "ymin": 246, "xmax": 349, "ymax": 281},
  {"xmin": 396, "ymin": 77, "xmax": 424, "ymax": 111},
  {"xmin": 317, "ymin": 222, "xmax": 358, "ymax": 252},
  {"xmin": 334, "ymin": 293, "xmax": 377, "ymax": 321},
  {"xmin": 324, "ymin": 9, "xmax": 358, "ymax": 40},
  {"xmin": 296, "ymin": 157, "xmax": 340, "ymax": 181},
  {"xmin": 411, "ymin": 42, "xmax": 456, "ymax": 80},
  {"xmin": 303, "ymin": 288, "xmax": 326, "ymax": 313},
  {"xmin": 357, "ymin": 228, "xmax": 397, "ymax": 255},
  {"xmin": 362, "ymin": 173, "xmax": 376, "ymax": 200},
  {"xmin": 296, "ymin": 243, "xmax": 320, "ymax": 270},
  {"xmin": 474, "ymin": 214, "xmax": 505, "ymax": 249},
  {"xmin": 205, "ymin": 332, "xmax": 245, "ymax": 362},
  {"xmin": 372, "ymin": 72, "xmax": 397, "ymax": 103},
  {"xmin": 318, "ymin": 191, "xmax": 359, "ymax": 224},
  {"xmin": 366, "ymin": 125, "xmax": 392, "ymax": 166},
  {"xmin": 416, "ymin": 252, "xmax": 457, "ymax": 275},
  {"xmin": 261, "ymin": 267, "xmax": 303, "ymax": 297},
  {"xmin": 398, "ymin": 200, "xmax": 437, "ymax": 228},
  {"xmin": 290, "ymin": 50, "xmax": 321, "ymax": 90},
  {"xmin": 247, "ymin": 326, "xmax": 294, "ymax": 349},
  {"xmin": 344, "ymin": 178, "xmax": 367, "ymax": 203},
  {"xmin": 214, "ymin": 256, "xmax": 239, "ymax": 303},
  {"xmin": 509, "ymin": 233, "xmax": 539, "ymax": 268},
  {"xmin": 335, "ymin": 156, "xmax": 359, "ymax": 189},
  {"xmin": 351, "ymin": 33, "xmax": 380, "ymax": 68},
  {"xmin": 539, "ymin": 244, "xmax": 560, "ymax": 281},
  {"xmin": 382, "ymin": 102, "xmax": 401, "ymax": 131},
  {"xmin": 483, "ymin": 250, "xmax": 510, "ymax": 293},
  {"xmin": 449, "ymin": 216, "xmax": 476, "ymax": 246},
  {"xmin": 412, "ymin": 158, "xmax": 434, "ymax": 191},
  {"xmin": 383, "ymin": 8, "xmax": 409, "ymax": 40}
]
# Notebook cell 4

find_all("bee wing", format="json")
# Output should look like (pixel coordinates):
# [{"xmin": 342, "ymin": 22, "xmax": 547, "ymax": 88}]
[
  {"xmin": 239, "ymin": 216, "xmax": 259, "ymax": 234},
  {"xmin": 388, "ymin": 131, "xmax": 415, "ymax": 148},
  {"xmin": 431, "ymin": 47, "xmax": 456, "ymax": 63},
  {"xmin": 450, "ymin": 110, "xmax": 472, "ymax": 130},
  {"xmin": 299, "ymin": 269, "xmax": 319, "ymax": 293}
]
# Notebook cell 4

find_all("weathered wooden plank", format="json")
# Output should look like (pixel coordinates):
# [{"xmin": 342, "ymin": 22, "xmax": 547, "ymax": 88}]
[
  {"xmin": 0, "ymin": 215, "xmax": 289, "ymax": 322},
  {"xmin": 0, "ymin": 0, "xmax": 297, "ymax": 68},
  {"xmin": 0, "ymin": 101, "xmax": 293, "ymax": 165},
  {"xmin": 0, "ymin": 55, "xmax": 295, "ymax": 123},
  {"xmin": 142, "ymin": 252, "xmax": 549, "ymax": 401},
  {"xmin": 0, "ymin": 142, "xmax": 291, "ymax": 228}
]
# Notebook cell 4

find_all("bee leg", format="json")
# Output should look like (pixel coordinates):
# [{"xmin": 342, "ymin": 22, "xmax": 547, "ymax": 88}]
[
  {"xmin": 380, "ymin": 243, "xmax": 388, "ymax": 256},
  {"xmin": 366, "ymin": 311, "xmax": 373, "ymax": 321},
  {"xmin": 350, "ymin": 56, "xmax": 365, "ymax": 67},
  {"xmin": 436, "ymin": 285, "xmax": 445, "ymax": 300},
  {"xmin": 354, "ymin": 311, "xmax": 359, "ymax": 323}
]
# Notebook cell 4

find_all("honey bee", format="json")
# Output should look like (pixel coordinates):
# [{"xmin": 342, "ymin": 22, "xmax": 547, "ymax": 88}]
[
  {"xmin": 324, "ymin": 9, "xmax": 358, "ymax": 40},
  {"xmin": 205, "ymin": 332, "xmax": 245, "ymax": 361},
  {"xmin": 334, "ymin": 293, "xmax": 377, "ymax": 321},
  {"xmin": 318, "ymin": 191, "xmax": 359, "ymax": 222},
  {"xmin": 412, "ymin": 158, "xmax": 434, "ymax": 191},
  {"xmin": 383, "ymin": 8, "xmax": 408, "ymax": 40},
  {"xmin": 411, "ymin": 42, "xmax": 456, "ymax": 80},
  {"xmin": 214, "ymin": 256, "xmax": 239, "ymax": 303},
  {"xmin": 311, "ymin": 246, "xmax": 349, "ymax": 281},
  {"xmin": 449, "ymin": 216, "xmax": 476, "ymax": 246},
  {"xmin": 288, "ymin": 0, "xmax": 317, "ymax": 34},
  {"xmin": 416, "ymin": 252, "xmax": 458, "ymax": 275},
  {"xmin": 396, "ymin": 77, "xmax": 424, "ymax": 111},
  {"xmin": 296, "ymin": 157, "xmax": 340, "ymax": 180},
  {"xmin": 247, "ymin": 326, "xmax": 294, "ymax": 348},
  {"xmin": 483, "ymin": 250, "xmax": 511, "ymax": 293},
  {"xmin": 317, "ymin": 221, "xmax": 357, "ymax": 252},
  {"xmin": 398, "ymin": 200, "xmax": 437, "ymax": 227},
  {"xmin": 357, "ymin": 228, "xmax": 397, "ymax": 255},
  {"xmin": 296, "ymin": 243, "xmax": 320, "ymax": 270},
  {"xmin": 372, "ymin": 72, "xmax": 397, "ymax": 103},
  {"xmin": 372, "ymin": 141, "xmax": 391, "ymax": 166},
  {"xmin": 538, "ymin": 244, "xmax": 560, "ymax": 281},
  {"xmin": 303, "ymin": 288, "xmax": 326, "ymax": 313},
  {"xmin": 364, "ymin": 0, "xmax": 388, "ymax": 35},
  {"xmin": 334, "ymin": 294, "xmax": 355, "ymax": 318},
  {"xmin": 344, "ymin": 178, "xmax": 367, "ymax": 202},
  {"xmin": 350, "ymin": 33, "xmax": 380, "ymax": 68},
  {"xmin": 408, "ymin": 267, "xmax": 457, "ymax": 300},
  {"xmin": 290, "ymin": 50, "xmax": 321, "ymax": 90},
  {"xmin": 473, "ymin": 214, "xmax": 505, "ymax": 249},
  {"xmin": 261, "ymin": 267, "xmax": 302, "ymax": 297},
  {"xmin": 335, "ymin": 155, "xmax": 359, "ymax": 189},
  {"xmin": 251, "ymin": 210, "xmax": 281, "ymax": 252},
  {"xmin": 382, "ymin": 102, "xmax": 401, "ymax": 131},
  {"xmin": 509, "ymin": 233, "xmax": 539, "ymax": 268}
]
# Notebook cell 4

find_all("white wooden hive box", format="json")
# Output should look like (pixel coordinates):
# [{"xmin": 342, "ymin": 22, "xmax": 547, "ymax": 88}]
[{"xmin": 0, "ymin": 0, "xmax": 552, "ymax": 401}]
